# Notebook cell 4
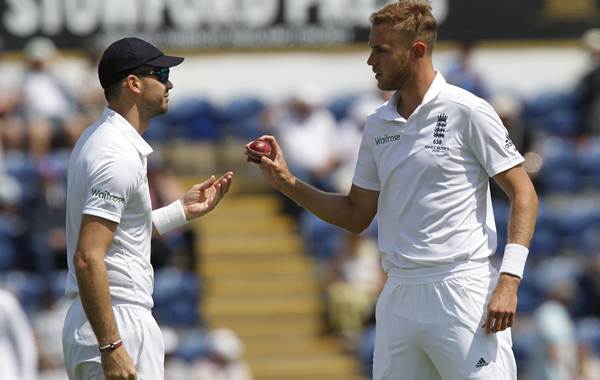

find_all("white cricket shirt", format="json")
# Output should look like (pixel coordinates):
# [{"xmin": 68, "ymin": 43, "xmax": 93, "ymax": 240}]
[
  {"xmin": 65, "ymin": 108, "xmax": 154, "ymax": 309},
  {"xmin": 352, "ymin": 73, "xmax": 524, "ymax": 272}
]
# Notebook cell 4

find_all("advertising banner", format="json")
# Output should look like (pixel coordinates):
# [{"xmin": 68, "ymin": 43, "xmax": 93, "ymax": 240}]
[{"xmin": 0, "ymin": 0, "xmax": 598, "ymax": 51}]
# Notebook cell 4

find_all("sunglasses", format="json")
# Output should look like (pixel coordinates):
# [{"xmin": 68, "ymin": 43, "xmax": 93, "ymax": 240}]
[{"xmin": 133, "ymin": 67, "xmax": 170, "ymax": 84}]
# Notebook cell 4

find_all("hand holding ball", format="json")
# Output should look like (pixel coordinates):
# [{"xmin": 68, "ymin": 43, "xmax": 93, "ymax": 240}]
[{"xmin": 246, "ymin": 140, "xmax": 272, "ymax": 163}]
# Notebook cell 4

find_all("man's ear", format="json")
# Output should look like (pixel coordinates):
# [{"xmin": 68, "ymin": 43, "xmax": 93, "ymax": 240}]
[
  {"xmin": 413, "ymin": 41, "xmax": 428, "ymax": 59},
  {"xmin": 124, "ymin": 74, "xmax": 143, "ymax": 95}
]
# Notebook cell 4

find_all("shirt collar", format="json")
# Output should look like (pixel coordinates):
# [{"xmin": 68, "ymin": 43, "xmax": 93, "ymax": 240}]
[
  {"xmin": 102, "ymin": 108, "xmax": 153, "ymax": 157},
  {"xmin": 380, "ymin": 71, "xmax": 446, "ymax": 122}
]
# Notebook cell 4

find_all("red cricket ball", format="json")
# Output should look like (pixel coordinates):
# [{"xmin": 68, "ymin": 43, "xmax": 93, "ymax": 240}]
[{"xmin": 247, "ymin": 139, "xmax": 272, "ymax": 163}]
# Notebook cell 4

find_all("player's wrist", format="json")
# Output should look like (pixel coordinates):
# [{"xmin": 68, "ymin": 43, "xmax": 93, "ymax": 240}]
[
  {"xmin": 179, "ymin": 199, "xmax": 190, "ymax": 221},
  {"xmin": 277, "ymin": 172, "xmax": 296, "ymax": 192},
  {"xmin": 499, "ymin": 243, "xmax": 529, "ymax": 279},
  {"xmin": 498, "ymin": 272, "xmax": 521, "ymax": 288},
  {"xmin": 152, "ymin": 200, "xmax": 188, "ymax": 235},
  {"xmin": 99, "ymin": 338, "xmax": 123, "ymax": 354}
]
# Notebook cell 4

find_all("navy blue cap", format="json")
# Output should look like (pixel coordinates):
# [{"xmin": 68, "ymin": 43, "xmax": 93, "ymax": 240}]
[{"xmin": 98, "ymin": 37, "xmax": 183, "ymax": 89}]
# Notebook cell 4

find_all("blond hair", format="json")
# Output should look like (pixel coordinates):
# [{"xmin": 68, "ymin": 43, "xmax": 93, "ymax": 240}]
[{"xmin": 370, "ymin": 0, "xmax": 437, "ymax": 54}]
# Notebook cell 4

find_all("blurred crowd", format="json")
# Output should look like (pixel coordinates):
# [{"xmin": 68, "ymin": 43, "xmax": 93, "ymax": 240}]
[{"xmin": 2, "ymin": 29, "xmax": 600, "ymax": 379}]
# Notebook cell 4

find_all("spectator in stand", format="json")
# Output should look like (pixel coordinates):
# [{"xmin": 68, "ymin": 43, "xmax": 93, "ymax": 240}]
[
  {"xmin": 579, "ymin": 253, "xmax": 600, "ymax": 317},
  {"xmin": 0, "ymin": 174, "xmax": 28, "ymax": 272},
  {"xmin": 331, "ymin": 91, "xmax": 391, "ymax": 193},
  {"xmin": 576, "ymin": 28, "xmax": 600, "ymax": 136},
  {"xmin": 148, "ymin": 154, "xmax": 199, "ymax": 271},
  {"xmin": 0, "ymin": 287, "xmax": 38, "ymax": 380},
  {"xmin": 271, "ymin": 85, "xmax": 340, "ymax": 191},
  {"xmin": 489, "ymin": 94, "xmax": 541, "ymax": 200},
  {"xmin": 263, "ymin": 85, "xmax": 340, "ymax": 219},
  {"xmin": 325, "ymin": 233, "xmax": 385, "ymax": 346},
  {"xmin": 192, "ymin": 329, "xmax": 253, "ymax": 380},
  {"xmin": 577, "ymin": 339, "xmax": 600, "ymax": 380},
  {"xmin": 444, "ymin": 41, "xmax": 489, "ymax": 100},
  {"xmin": 33, "ymin": 289, "xmax": 71, "ymax": 377},
  {"xmin": 77, "ymin": 47, "xmax": 109, "ymax": 121},
  {"xmin": 19, "ymin": 37, "xmax": 85, "ymax": 156},
  {"xmin": 530, "ymin": 280, "xmax": 578, "ymax": 380},
  {"xmin": 166, "ymin": 329, "xmax": 253, "ymax": 380}
]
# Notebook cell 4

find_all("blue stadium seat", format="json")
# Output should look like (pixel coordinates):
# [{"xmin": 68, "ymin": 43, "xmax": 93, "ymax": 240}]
[
  {"xmin": 221, "ymin": 96, "xmax": 267, "ymax": 139},
  {"xmin": 358, "ymin": 325, "xmax": 376, "ymax": 376},
  {"xmin": 529, "ymin": 224, "xmax": 560, "ymax": 257},
  {"xmin": 3, "ymin": 152, "xmax": 39, "ymax": 203},
  {"xmin": 174, "ymin": 328, "xmax": 210, "ymax": 362},
  {"xmin": 523, "ymin": 91, "xmax": 580, "ymax": 136},
  {"xmin": 511, "ymin": 329, "xmax": 536, "ymax": 370},
  {"xmin": 530, "ymin": 257, "xmax": 582, "ymax": 298},
  {"xmin": 223, "ymin": 96, "xmax": 265, "ymax": 124},
  {"xmin": 37, "ymin": 150, "xmax": 70, "ymax": 181},
  {"xmin": 153, "ymin": 268, "xmax": 201, "ymax": 308},
  {"xmin": 299, "ymin": 211, "xmax": 344, "ymax": 262},
  {"xmin": 516, "ymin": 277, "xmax": 544, "ymax": 314},
  {"xmin": 0, "ymin": 235, "xmax": 17, "ymax": 272},
  {"xmin": 527, "ymin": 204, "xmax": 560, "ymax": 257},
  {"xmin": 51, "ymin": 270, "xmax": 67, "ymax": 299},
  {"xmin": 554, "ymin": 203, "xmax": 599, "ymax": 249},
  {"xmin": 1, "ymin": 271, "xmax": 46, "ymax": 313},
  {"xmin": 153, "ymin": 268, "xmax": 202, "ymax": 326},
  {"xmin": 229, "ymin": 116, "xmax": 265, "ymax": 140},
  {"xmin": 536, "ymin": 137, "xmax": 581, "ymax": 193},
  {"xmin": 576, "ymin": 137, "xmax": 600, "ymax": 190},
  {"xmin": 576, "ymin": 318, "xmax": 600, "ymax": 357},
  {"xmin": 166, "ymin": 98, "xmax": 223, "ymax": 141},
  {"xmin": 576, "ymin": 137, "xmax": 600, "ymax": 176},
  {"xmin": 167, "ymin": 300, "xmax": 200, "ymax": 326},
  {"xmin": 146, "ymin": 115, "xmax": 176, "ymax": 142},
  {"xmin": 328, "ymin": 94, "xmax": 360, "ymax": 122},
  {"xmin": 493, "ymin": 200, "xmax": 510, "ymax": 234},
  {"xmin": 541, "ymin": 108, "xmax": 579, "ymax": 136},
  {"xmin": 574, "ymin": 223, "xmax": 600, "ymax": 256}
]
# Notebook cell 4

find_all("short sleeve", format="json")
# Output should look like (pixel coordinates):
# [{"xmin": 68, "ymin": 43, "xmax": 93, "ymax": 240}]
[
  {"xmin": 352, "ymin": 131, "xmax": 381, "ymax": 191},
  {"xmin": 82, "ymin": 153, "xmax": 141, "ymax": 223},
  {"xmin": 467, "ymin": 100, "xmax": 524, "ymax": 177}
]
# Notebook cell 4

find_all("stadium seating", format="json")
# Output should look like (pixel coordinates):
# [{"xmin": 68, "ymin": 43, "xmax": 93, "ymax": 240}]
[{"xmin": 153, "ymin": 268, "xmax": 202, "ymax": 326}]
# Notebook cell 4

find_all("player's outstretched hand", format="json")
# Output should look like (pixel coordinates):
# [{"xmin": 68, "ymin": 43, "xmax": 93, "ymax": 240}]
[
  {"xmin": 101, "ymin": 345, "xmax": 137, "ymax": 380},
  {"xmin": 182, "ymin": 171, "xmax": 234, "ymax": 219},
  {"xmin": 483, "ymin": 273, "xmax": 520, "ymax": 334},
  {"xmin": 245, "ymin": 135, "xmax": 295, "ymax": 191}
]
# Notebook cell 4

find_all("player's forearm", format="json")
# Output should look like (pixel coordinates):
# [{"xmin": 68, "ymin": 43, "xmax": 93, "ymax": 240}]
[
  {"xmin": 74, "ymin": 250, "xmax": 121, "ymax": 346},
  {"xmin": 506, "ymin": 186, "xmax": 538, "ymax": 247},
  {"xmin": 279, "ymin": 177, "xmax": 365, "ymax": 233}
]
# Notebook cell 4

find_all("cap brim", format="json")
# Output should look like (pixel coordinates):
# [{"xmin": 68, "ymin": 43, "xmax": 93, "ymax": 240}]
[{"xmin": 146, "ymin": 55, "xmax": 184, "ymax": 68}]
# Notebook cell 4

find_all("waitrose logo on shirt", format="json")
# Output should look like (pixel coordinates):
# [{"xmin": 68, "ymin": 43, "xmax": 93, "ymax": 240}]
[
  {"xmin": 374, "ymin": 134, "xmax": 401, "ymax": 146},
  {"xmin": 91, "ymin": 188, "xmax": 125, "ymax": 204}
]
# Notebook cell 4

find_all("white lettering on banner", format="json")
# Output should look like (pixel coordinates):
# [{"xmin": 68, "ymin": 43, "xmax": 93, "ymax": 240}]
[
  {"xmin": 168, "ymin": 0, "xmax": 207, "ymax": 30},
  {"xmin": 285, "ymin": 0, "xmax": 383, "ymax": 26},
  {"xmin": 214, "ymin": 0, "xmax": 239, "ymax": 26},
  {"xmin": 321, "ymin": 0, "xmax": 374, "ymax": 27},
  {"xmin": 431, "ymin": 0, "xmax": 449, "ymax": 24},
  {"xmin": 64, "ymin": 0, "xmax": 100, "ymax": 35},
  {"xmin": 41, "ymin": 0, "xmax": 62, "ymax": 35},
  {"xmin": 103, "ymin": 0, "xmax": 139, "ymax": 31},
  {"xmin": 142, "ymin": 0, "xmax": 167, "ymax": 31},
  {"xmin": 95, "ymin": 25, "xmax": 351, "ymax": 49},
  {"xmin": 0, "ymin": 0, "xmax": 413, "ymax": 46},
  {"xmin": 4, "ymin": 0, "xmax": 37, "ymax": 37},
  {"xmin": 285, "ymin": 0, "xmax": 319, "ymax": 25},
  {"xmin": 240, "ymin": 0, "xmax": 278, "ymax": 28}
]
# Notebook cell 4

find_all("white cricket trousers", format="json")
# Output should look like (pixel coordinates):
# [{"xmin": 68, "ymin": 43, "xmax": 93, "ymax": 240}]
[
  {"xmin": 373, "ymin": 261, "xmax": 517, "ymax": 380},
  {"xmin": 62, "ymin": 299, "xmax": 165, "ymax": 380}
]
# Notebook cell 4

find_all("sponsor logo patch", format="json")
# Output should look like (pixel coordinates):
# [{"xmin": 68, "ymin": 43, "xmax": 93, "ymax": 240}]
[{"xmin": 91, "ymin": 188, "xmax": 125, "ymax": 204}]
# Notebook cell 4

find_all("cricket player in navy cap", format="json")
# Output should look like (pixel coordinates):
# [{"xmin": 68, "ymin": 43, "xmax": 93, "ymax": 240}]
[{"xmin": 62, "ymin": 37, "xmax": 234, "ymax": 380}]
